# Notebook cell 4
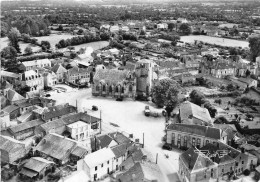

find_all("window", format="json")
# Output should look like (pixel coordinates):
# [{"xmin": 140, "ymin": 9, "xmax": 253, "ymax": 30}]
[
  {"xmin": 121, "ymin": 87, "xmax": 124, "ymax": 93},
  {"xmin": 242, "ymin": 161, "xmax": 244, "ymax": 164},
  {"xmin": 192, "ymin": 138, "xmax": 196, "ymax": 147},
  {"xmin": 107, "ymin": 160, "xmax": 109, "ymax": 164},
  {"xmin": 171, "ymin": 133, "xmax": 175, "ymax": 145},
  {"xmin": 184, "ymin": 136, "xmax": 187, "ymax": 147},
  {"xmin": 197, "ymin": 138, "xmax": 201, "ymax": 148},
  {"xmin": 116, "ymin": 165, "xmax": 118, "ymax": 170},
  {"xmin": 109, "ymin": 86, "xmax": 112, "ymax": 93},
  {"xmin": 236, "ymin": 162, "xmax": 238, "ymax": 167},
  {"xmin": 129, "ymin": 85, "xmax": 133, "ymax": 92},
  {"xmin": 103, "ymin": 85, "xmax": 106, "ymax": 91},
  {"xmin": 95, "ymin": 166, "xmax": 97, "ymax": 171},
  {"xmin": 116, "ymin": 159, "xmax": 118, "ymax": 162},
  {"xmin": 101, "ymin": 163, "xmax": 103, "ymax": 167},
  {"xmin": 222, "ymin": 169, "xmax": 224, "ymax": 173}
]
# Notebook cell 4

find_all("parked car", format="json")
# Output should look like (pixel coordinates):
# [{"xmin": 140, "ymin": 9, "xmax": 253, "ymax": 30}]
[
  {"xmin": 144, "ymin": 106, "xmax": 150, "ymax": 116},
  {"xmin": 162, "ymin": 143, "xmax": 172, "ymax": 151},
  {"xmin": 92, "ymin": 105, "xmax": 98, "ymax": 111},
  {"xmin": 116, "ymin": 97, "xmax": 123, "ymax": 101}
]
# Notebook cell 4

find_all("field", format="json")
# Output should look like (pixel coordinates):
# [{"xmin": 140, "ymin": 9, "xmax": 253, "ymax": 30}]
[
  {"xmin": 0, "ymin": 37, "xmax": 41, "ymax": 54},
  {"xmin": 180, "ymin": 35, "xmax": 249, "ymax": 48}
]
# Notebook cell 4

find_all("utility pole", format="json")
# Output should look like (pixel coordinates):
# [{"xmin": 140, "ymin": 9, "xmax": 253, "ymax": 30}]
[
  {"xmin": 143, "ymin": 133, "xmax": 145, "ymax": 148},
  {"xmin": 100, "ymin": 109, "xmax": 102, "ymax": 134},
  {"xmin": 156, "ymin": 153, "xmax": 158, "ymax": 164}
]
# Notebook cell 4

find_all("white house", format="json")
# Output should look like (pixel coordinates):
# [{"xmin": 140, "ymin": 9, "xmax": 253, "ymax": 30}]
[
  {"xmin": 67, "ymin": 121, "xmax": 94, "ymax": 141},
  {"xmin": 43, "ymin": 71, "xmax": 57, "ymax": 87},
  {"xmin": 21, "ymin": 59, "xmax": 51, "ymax": 71},
  {"xmin": 157, "ymin": 23, "xmax": 168, "ymax": 30},
  {"xmin": 77, "ymin": 148, "xmax": 115, "ymax": 181},
  {"xmin": 21, "ymin": 69, "xmax": 44, "ymax": 94}
]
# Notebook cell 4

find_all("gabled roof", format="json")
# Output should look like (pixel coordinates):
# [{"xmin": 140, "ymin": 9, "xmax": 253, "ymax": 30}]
[
  {"xmin": 40, "ymin": 119, "xmax": 66, "ymax": 131},
  {"xmin": 91, "ymin": 134, "xmax": 114, "ymax": 150},
  {"xmin": 23, "ymin": 157, "xmax": 54, "ymax": 173},
  {"xmin": 9, "ymin": 119, "xmax": 44, "ymax": 134},
  {"xmin": 1, "ymin": 70, "xmax": 20, "ymax": 78},
  {"xmin": 2, "ymin": 105, "xmax": 19, "ymax": 113},
  {"xmin": 71, "ymin": 146, "xmax": 89, "ymax": 158},
  {"xmin": 22, "ymin": 59, "xmax": 51, "ymax": 67},
  {"xmin": 42, "ymin": 104, "xmax": 76, "ymax": 121},
  {"xmin": 83, "ymin": 148, "xmax": 115, "ymax": 168},
  {"xmin": 62, "ymin": 112, "xmax": 100, "ymax": 125},
  {"xmin": 108, "ymin": 132, "xmax": 132, "ymax": 147},
  {"xmin": 6, "ymin": 89, "xmax": 25, "ymax": 102},
  {"xmin": 180, "ymin": 147, "xmax": 216, "ymax": 172},
  {"xmin": 111, "ymin": 143, "xmax": 127, "ymax": 158},
  {"xmin": 35, "ymin": 133, "xmax": 77, "ymax": 160},
  {"xmin": 93, "ymin": 69, "xmax": 130, "ymax": 85},
  {"xmin": 51, "ymin": 64, "xmax": 67, "ymax": 73},
  {"xmin": 167, "ymin": 124, "xmax": 222, "ymax": 140},
  {"xmin": 117, "ymin": 162, "xmax": 164, "ymax": 182},
  {"xmin": 179, "ymin": 101, "xmax": 212, "ymax": 125}
]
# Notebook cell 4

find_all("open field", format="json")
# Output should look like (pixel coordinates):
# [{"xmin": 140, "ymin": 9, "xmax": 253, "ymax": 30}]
[
  {"xmin": 0, "ymin": 37, "xmax": 41, "ymax": 54},
  {"xmin": 49, "ymin": 87, "xmax": 181, "ymax": 182},
  {"xmin": 180, "ymin": 35, "xmax": 249, "ymax": 48}
]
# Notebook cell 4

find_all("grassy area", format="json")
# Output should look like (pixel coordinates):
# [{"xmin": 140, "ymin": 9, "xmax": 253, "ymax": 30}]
[{"xmin": 180, "ymin": 35, "xmax": 249, "ymax": 48}]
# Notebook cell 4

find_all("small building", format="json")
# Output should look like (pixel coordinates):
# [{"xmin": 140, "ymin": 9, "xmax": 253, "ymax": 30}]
[
  {"xmin": 0, "ymin": 70, "xmax": 21, "ymax": 85},
  {"xmin": 77, "ymin": 148, "xmax": 115, "ymax": 181},
  {"xmin": 2, "ymin": 105, "xmax": 20, "ymax": 120},
  {"xmin": 66, "ymin": 66, "xmax": 90, "ymax": 85},
  {"xmin": 237, "ymin": 77, "xmax": 258, "ymax": 88},
  {"xmin": 20, "ymin": 59, "xmax": 51, "ymax": 71},
  {"xmin": 0, "ymin": 111, "xmax": 10, "ymax": 129},
  {"xmin": 0, "ymin": 135, "xmax": 27, "ymax": 164},
  {"xmin": 34, "ymin": 133, "xmax": 79, "ymax": 165},
  {"xmin": 8, "ymin": 119, "xmax": 44, "ymax": 140},
  {"xmin": 67, "ymin": 121, "xmax": 94, "ymax": 141},
  {"xmin": 179, "ymin": 147, "xmax": 218, "ymax": 182},
  {"xmin": 4, "ymin": 89, "xmax": 25, "ymax": 105},
  {"xmin": 111, "ymin": 143, "xmax": 128, "ymax": 171},
  {"xmin": 51, "ymin": 63, "xmax": 67, "ymax": 83},
  {"xmin": 179, "ymin": 101, "xmax": 213, "ymax": 126},
  {"xmin": 43, "ymin": 71, "xmax": 57, "ymax": 87},
  {"xmin": 117, "ymin": 161, "xmax": 164, "ymax": 182},
  {"xmin": 19, "ymin": 157, "xmax": 55, "ymax": 180},
  {"xmin": 20, "ymin": 70, "xmax": 44, "ymax": 94}
]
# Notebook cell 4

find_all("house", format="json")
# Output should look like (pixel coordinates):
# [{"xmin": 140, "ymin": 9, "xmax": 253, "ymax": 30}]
[
  {"xmin": 43, "ymin": 70, "xmax": 57, "ymax": 87},
  {"xmin": 201, "ymin": 61, "xmax": 236, "ymax": 78},
  {"xmin": 20, "ymin": 59, "xmax": 51, "ymax": 71},
  {"xmin": 34, "ymin": 133, "xmax": 79, "ymax": 165},
  {"xmin": 2, "ymin": 104, "xmax": 20, "ymax": 119},
  {"xmin": 35, "ymin": 112, "xmax": 100, "ymax": 139},
  {"xmin": 92, "ymin": 69, "xmax": 136, "ymax": 98},
  {"xmin": 237, "ymin": 77, "xmax": 258, "ymax": 88},
  {"xmin": 66, "ymin": 66, "xmax": 90, "ymax": 85},
  {"xmin": 117, "ymin": 161, "xmax": 164, "ymax": 182},
  {"xmin": 51, "ymin": 64, "xmax": 67, "ymax": 83},
  {"xmin": 0, "ymin": 111, "xmax": 10, "ymax": 128},
  {"xmin": 0, "ymin": 135, "xmax": 27, "ymax": 164},
  {"xmin": 91, "ymin": 134, "xmax": 118, "ymax": 152},
  {"xmin": 70, "ymin": 145, "xmax": 90, "ymax": 163},
  {"xmin": 19, "ymin": 157, "xmax": 55, "ymax": 180},
  {"xmin": 200, "ymin": 142, "xmax": 258, "ymax": 177},
  {"xmin": 4, "ymin": 89, "xmax": 25, "ymax": 105},
  {"xmin": 111, "ymin": 144, "xmax": 128, "ymax": 171},
  {"xmin": 15, "ymin": 101, "xmax": 34, "ymax": 115},
  {"xmin": 77, "ymin": 148, "xmax": 116, "ymax": 181},
  {"xmin": 214, "ymin": 124, "xmax": 239, "ymax": 146},
  {"xmin": 0, "ymin": 70, "xmax": 21, "ymax": 85},
  {"xmin": 8, "ymin": 119, "xmax": 44, "ymax": 140},
  {"xmin": 157, "ymin": 23, "xmax": 168, "ymax": 30},
  {"xmin": 179, "ymin": 101, "xmax": 213, "ymax": 126},
  {"xmin": 20, "ymin": 69, "xmax": 44, "ymax": 94},
  {"xmin": 166, "ymin": 123, "xmax": 227, "ymax": 150},
  {"xmin": 179, "ymin": 147, "xmax": 218, "ymax": 182},
  {"xmin": 33, "ymin": 103, "xmax": 77, "ymax": 122}
]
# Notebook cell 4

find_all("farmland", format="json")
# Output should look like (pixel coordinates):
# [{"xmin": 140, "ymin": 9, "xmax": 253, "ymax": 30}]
[{"xmin": 180, "ymin": 35, "xmax": 249, "ymax": 48}]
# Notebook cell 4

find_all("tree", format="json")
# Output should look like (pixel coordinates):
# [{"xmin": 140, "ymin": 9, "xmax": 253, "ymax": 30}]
[
  {"xmin": 248, "ymin": 35, "xmax": 260, "ymax": 62},
  {"xmin": 140, "ymin": 30, "xmax": 146, "ymax": 36},
  {"xmin": 151, "ymin": 78, "xmax": 180, "ymax": 108},
  {"xmin": 164, "ymin": 85, "xmax": 180, "ymax": 116},
  {"xmin": 100, "ymin": 32, "xmax": 110, "ymax": 40},
  {"xmin": 179, "ymin": 23, "xmax": 191, "ymax": 35},
  {"xmin": 229, "ymin": 48, "xmax": 238, "ymax": 55},
  {"xmin": 8, "ymin": 27, "xmax": 21, "ymax": 53},
  {"xmin": 1, "ymin": 21, "xmax": 8, "ymax": 37},
  {"xmin": 168, "ymin": 23, "xmax": 175, "ymax": 31},
  {"xmin": 1, "ymin": 46, "xmax": 17, "ymax": 59},
  {"xmin": 24, "ymin": 46, "xmax": 33, "ymax": 55},
  {"xmin": 57, "ymin": 25, "xmax": 63, "ymax": 31},
  {"xmin": 227, "ymin": 83, "xmax": 236, "ymax": 91},
  {"xmin": 245, "ymin": 69, "xmax": 251, "ymax": 77},
  {"xmin": 41, "ymin": 41, "xmax": 51, "ymax": 51}
]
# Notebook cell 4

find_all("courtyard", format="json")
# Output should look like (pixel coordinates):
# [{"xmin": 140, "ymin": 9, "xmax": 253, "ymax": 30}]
[{"xmin": 49, "ymin": 87, "xmax": 181, "ymax": 182}]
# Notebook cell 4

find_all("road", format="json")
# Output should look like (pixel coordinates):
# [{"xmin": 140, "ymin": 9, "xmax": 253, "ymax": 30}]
[{"xmin": 50, "ymin": 87, "xmax": 181, "ymax": 182}]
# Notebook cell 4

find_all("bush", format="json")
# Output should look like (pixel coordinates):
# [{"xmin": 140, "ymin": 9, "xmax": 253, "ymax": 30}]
[{"xmin": 243, "ymin": 169, "xmax": 250, "ymax": 176}]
